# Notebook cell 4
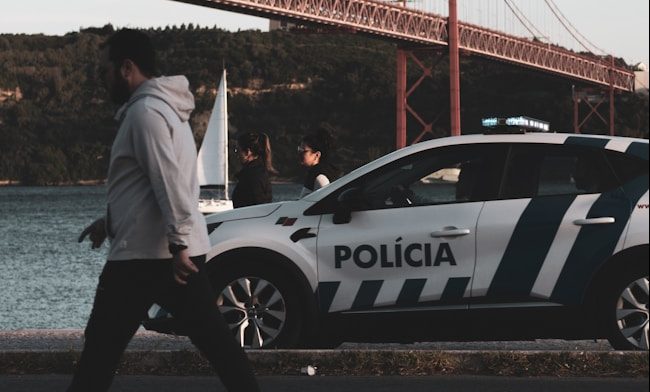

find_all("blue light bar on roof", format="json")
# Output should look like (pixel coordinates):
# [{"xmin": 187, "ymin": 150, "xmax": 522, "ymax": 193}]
[{"xmin": 481, "ymin": 116, "xmax": 550, "ymax": 132}]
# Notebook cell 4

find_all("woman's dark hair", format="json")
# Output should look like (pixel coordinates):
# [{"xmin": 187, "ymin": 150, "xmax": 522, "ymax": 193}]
[
  {"xmin": 237, "ymin": 132, "xmax": 278, "ymax": 174},
  {"xmin": 302, "ymin": 128, "xmax": 336, "ymax": 161},
  {"xmin": 101, "ymin": 29, "xmax": 158, "ymax": 77}
]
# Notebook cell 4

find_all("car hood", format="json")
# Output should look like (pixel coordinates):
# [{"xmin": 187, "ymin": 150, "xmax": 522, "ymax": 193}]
[{"xmin": 204, "ymin": 202, "xmax": 284, "ymax": 223}]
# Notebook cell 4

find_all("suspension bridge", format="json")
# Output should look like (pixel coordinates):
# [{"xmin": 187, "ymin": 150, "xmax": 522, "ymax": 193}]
[{"xmin": 172, "ymin": 0, "xmax": 639, "ymax": 145}]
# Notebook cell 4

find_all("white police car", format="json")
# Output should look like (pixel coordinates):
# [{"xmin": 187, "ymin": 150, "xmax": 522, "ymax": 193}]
[{"xmin": 146, "ymin": 132, "xmax": 648, "ymax": 350}]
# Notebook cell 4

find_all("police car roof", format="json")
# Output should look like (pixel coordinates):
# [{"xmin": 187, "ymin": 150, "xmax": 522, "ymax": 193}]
[
  {"xmin": 302, "ymin": 132, "xmax": 648, "ymax": 202},
  {"xmin": 395, "ymin": 132, "xmax": 647, "ymax": 161}
]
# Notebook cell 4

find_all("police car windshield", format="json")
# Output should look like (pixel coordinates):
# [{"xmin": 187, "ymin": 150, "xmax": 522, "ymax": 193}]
[{"xmin": 301, "ymin": 174, "xmax": 348, "ymax": 200}]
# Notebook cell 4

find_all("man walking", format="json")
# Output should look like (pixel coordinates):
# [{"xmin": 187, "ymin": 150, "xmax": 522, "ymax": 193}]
[{"xmin": 70, "ymin": 29, "xmax": 260, "ymax": 391}]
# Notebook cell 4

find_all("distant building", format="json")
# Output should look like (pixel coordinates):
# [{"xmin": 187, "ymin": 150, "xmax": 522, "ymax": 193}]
[
  {"xmin": 269, "ymin": 19, "xmax": 296, "ymax": 31},
  {"xmin": 634, "ymin": 63, "xmax": 648, "ymax": 95}
]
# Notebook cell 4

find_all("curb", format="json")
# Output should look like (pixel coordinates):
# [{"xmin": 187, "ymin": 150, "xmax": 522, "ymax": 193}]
[{"xmin": 1, "ymin": 350, "xmax": 647, "ymax": 377}]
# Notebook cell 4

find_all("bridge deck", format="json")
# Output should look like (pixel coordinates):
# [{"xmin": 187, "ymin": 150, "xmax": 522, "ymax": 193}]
[{"xmin": 174, "ymin": 0, "xmax": 634, "ymax": 91}]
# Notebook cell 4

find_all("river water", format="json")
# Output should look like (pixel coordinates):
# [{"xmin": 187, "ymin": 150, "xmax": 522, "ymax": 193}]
[{"xmin": 0, "ymin": 184, "xmax": 301, "ymax": 330}]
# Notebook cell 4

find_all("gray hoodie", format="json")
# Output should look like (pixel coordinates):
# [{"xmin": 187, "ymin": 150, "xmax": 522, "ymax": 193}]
[{"xmin": 106, "ymin": 76, "xmax": 210, "ymax": 261}]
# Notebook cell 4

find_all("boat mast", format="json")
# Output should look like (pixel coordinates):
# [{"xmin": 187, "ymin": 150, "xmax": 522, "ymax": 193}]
[{"xmin": 222, "ymin": 68, "xmax": 229, "ymax": 200}]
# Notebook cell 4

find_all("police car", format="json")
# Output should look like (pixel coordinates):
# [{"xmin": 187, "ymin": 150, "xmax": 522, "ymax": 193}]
[{"xmin": 146, "ymin": 132, "xmax": 648, "ymax": 350}]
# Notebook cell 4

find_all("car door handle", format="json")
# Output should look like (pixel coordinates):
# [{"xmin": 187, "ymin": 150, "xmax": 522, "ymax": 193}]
[
  {"xmin": 573, "ymin": 217, "xmax": 616, "ymax": 226},
  {"xmin": 430, "ymin": 227, "xmax": 471, "ymax": 237}
]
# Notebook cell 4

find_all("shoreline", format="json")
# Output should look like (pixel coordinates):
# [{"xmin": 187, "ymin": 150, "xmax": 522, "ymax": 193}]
[
  {"xmin": 0, "ymin": 179, "xmax": 300, "ymax": 187},
  {"xmin": 0, "ymin": 179, "xmax": 106, "ymax": 187}
]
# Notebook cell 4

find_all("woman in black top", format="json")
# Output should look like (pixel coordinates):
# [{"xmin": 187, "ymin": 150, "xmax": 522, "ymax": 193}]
[
  {"xmin": 299, "ymin": 129, "xmax": 340, "ymax": 197},
  {"xmin": 231, "ymin": 132, "xmax": 276, "ymax": 208}
]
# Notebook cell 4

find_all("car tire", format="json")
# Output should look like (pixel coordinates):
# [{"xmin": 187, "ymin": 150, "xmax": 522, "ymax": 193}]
[
  {"xmin": 603, "ymin": 267, "xmax": 649, "ymax": 351},
  {"xmin": 209, "ymin": 259, "xmax": 304, "ymax": 349}
]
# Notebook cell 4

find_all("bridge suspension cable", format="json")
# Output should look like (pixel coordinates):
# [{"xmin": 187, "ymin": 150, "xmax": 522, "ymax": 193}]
[
  {"xmin": 503, "ymin": 0, "xmax": 548, "ymax": 43},
  {"xmin": 404, "ymin": 1, "xmax": 612, "ymax": 60},
  {"xmin": 543, "ymin": 0, "xmax": 610, "ymax": 57}
]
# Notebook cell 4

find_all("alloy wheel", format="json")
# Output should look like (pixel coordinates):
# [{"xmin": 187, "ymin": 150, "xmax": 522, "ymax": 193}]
[
  {"xmin": 615, "ymin": 277, "xmax": 649, "ymax": 350},
  {"xmin": 216, "ymin": 277, "xmax": 287, "ymax": 348}
]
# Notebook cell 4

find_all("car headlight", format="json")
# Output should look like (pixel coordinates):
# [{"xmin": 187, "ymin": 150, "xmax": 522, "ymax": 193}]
[{"xmin": 207, "ymin": 222, "xmax": 223, "ymax": 234}]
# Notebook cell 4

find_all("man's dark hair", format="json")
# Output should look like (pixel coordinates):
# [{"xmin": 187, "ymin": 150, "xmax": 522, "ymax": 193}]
[{"xmin": 102, "ymin": 29, "xmax": 158, "ymax": 77}]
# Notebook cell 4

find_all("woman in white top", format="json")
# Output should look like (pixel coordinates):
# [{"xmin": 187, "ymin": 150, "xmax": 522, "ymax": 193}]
[{"xmin": 298, "ymin": 129, "xmax": 340, "ymax": 197}]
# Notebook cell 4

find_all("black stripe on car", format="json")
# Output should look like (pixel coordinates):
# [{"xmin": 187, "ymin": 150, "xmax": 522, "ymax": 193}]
[
  {"xmin": 317, "ymin": 281, "xmax": 340, "ymax": 313},
  {"xmin": 351, "ymin": 280, "xmax": 383, "ymax": 310},
  {"xmin": 487, "ymin": 195, "xmax": 577, "ymax": 298},
  {"xmin": 626, "ymin": 142, "xmax": 649, "ymax": 161},
  {"xmin": 565, "ymin": 136, "xmax": 610, "ymax": 149},
  {"xmin": 396, "ymin": 278, "xmax": 427, "ymax": 306},
  {"xmin": 551, "ymin": 174, "xmax": 649, "ymax": 303},
  {"xmin": 440, "ymin": 277, "xmax": 471, "ymax": 301}
]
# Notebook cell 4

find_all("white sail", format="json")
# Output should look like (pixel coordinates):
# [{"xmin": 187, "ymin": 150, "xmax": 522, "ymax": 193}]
[
  {"xmin": 197, "ymin": 70, "xmax": 233, "ymax": 214},
  {"xmin": 197, "ymin": 69, "xmax": 228, "ymax": 190}
]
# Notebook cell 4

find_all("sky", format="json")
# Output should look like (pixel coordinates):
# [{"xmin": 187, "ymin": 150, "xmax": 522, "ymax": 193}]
[{"xmin": 0, "ymin": 0, "xmax": 648, "ymax": 66}]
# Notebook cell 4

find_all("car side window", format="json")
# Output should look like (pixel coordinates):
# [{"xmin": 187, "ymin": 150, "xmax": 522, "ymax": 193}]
[
  {"xmin": 501, "ymin": 144, "xmax": 618, "ymax": 199},
  {"xmin": 359, "ymin": 144, "xmax": 505, "ymax": 210},
  {"xmin": 604, "ymin": 150, "xmax": 649, "ymax": 184},
  {"xmin": 538, "ymin": 155, "xmax": 596, "ymax": 195}
]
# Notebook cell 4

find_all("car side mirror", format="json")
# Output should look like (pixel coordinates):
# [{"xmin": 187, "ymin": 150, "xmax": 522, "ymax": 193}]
[{"xmin": 333, "ymin": 187, "xmax": 362, "ymax": 224}]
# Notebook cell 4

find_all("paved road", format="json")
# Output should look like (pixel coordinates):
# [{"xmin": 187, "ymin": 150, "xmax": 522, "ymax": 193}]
[{"xmin": 2, "ymin": 375, "xmax": 647, "ymax": 392}]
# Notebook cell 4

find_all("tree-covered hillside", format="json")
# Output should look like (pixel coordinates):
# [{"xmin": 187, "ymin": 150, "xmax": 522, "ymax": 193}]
[{"xmin": 0, "ymin": 25, "xmax": 647, "ymax": 185}]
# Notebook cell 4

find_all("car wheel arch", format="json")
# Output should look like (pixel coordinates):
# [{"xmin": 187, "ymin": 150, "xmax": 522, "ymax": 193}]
[
  {"xmin": 206, "ymin": 246, "xmax": 320, "ymax": 343},
  {"xmin": 584, "ymin": 244, "xmax": 649, "ymax": 309}
]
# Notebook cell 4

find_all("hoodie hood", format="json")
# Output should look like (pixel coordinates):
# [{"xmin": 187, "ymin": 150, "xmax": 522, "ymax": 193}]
[{"xmin": 116, "ymin": 76, "xmax": 195, "ymax": 122}]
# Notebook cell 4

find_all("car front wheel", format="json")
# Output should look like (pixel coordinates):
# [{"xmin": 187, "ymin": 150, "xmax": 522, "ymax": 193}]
[{"xmin": 210, "ymin": 261, "xmax": 304, "ymax": 349}]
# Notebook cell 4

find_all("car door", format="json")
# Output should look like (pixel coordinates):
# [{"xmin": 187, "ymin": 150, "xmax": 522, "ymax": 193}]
[
  {"xmin": 314, "ymin": 144, "xmax": 505, "ymax": 314},
  {"xmin": 472, "ymin": 142, "xmax": 626, "ymax": 306}
]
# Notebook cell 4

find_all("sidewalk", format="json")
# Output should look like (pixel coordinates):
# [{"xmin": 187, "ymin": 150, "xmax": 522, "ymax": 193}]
[{"xmin": 0, "ymin": 330, "xmax": 647, "ymax": 377}]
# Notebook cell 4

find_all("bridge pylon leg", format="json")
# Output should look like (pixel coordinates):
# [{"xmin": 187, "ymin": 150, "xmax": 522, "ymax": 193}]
[
  {"xmin": 395, "ymin": 48, "xmax": 447, "ymax": 149},
  {"xmin": 572, "ymin": 85, "xmax": 616, "ymax": 136},
  {"xmin": 448, "ymin": 0, "xmax": 461, "ymax": 136},
  {"xmin": 396, "ymin": 49, "xmax": 407, "ymax": 149}
]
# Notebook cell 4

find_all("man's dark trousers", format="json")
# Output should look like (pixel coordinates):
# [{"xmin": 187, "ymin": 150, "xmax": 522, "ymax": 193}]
[{"xmin": 67, "ymin": 256, "xmax": 260, "ymax": 391}]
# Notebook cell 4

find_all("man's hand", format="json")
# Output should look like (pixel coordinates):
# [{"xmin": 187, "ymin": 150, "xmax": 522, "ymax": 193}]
[
  {"xmin": 173, "ymin": 249, "xmax": 199, "ymax": 285},
  {"xmin": 78, "ymin": 218, "xmax": 107, "ymax": 249}
]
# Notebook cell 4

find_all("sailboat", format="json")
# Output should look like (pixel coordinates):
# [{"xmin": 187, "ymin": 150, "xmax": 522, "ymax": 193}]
[{"xmin": 197, "ymin": 69, "xmax": 234, "ymax": 214}]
